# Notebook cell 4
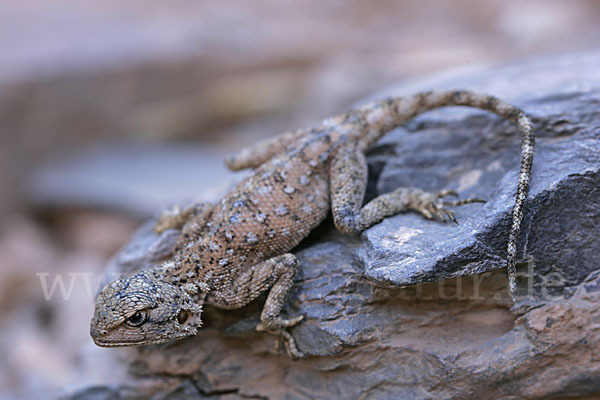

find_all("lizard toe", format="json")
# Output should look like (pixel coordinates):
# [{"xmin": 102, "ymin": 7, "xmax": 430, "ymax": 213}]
[{"xmin": 256, "ymin": 316, "xmax": 305, "ymax": 359}]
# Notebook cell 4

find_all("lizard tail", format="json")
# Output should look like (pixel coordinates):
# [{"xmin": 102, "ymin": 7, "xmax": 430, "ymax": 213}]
[{"xmin": 357, "ymin": 90, "xmax": 534, "ymax": 300}]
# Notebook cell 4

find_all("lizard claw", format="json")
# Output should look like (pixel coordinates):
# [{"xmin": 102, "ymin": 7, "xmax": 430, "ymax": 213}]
[
  {"xmin": 446, "ymin": 209, "xmax": 458, "ymax": 224},
  {"xmin": 430, "ymin": 206, "xmax": 448, "ymax": 223}
]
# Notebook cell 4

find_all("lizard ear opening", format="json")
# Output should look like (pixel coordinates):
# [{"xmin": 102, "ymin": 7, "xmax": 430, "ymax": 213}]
[{"xmin": 177, "ymin": 310, "xmax": 190, "ymax": 325}]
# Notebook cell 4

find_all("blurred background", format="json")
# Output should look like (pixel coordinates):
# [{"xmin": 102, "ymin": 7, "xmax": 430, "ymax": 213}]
[{"xmin": 0, "ymin": 0, "xmax": 599, "ymax": 398}]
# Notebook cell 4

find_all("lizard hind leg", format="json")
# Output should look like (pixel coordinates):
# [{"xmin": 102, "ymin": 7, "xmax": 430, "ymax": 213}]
[
  {"xmin": 206, "ymin": 253, "xmax": 305, "ymax": 358},
  {"xmin": 330, "ymin": 144, "xmax": 485, "ymax": 234}
]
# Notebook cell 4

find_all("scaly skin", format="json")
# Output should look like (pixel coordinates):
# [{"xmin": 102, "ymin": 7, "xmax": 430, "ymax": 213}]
[{"xmin": 91, "ymin": 90, "xmax": 534, "ymax": 358}]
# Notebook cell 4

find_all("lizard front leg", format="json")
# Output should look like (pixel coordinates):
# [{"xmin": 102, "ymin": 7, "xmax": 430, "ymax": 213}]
[
  {"xmin": 154, "ymin": 202, "xmax": 215, "ymax": 254},
  {"xmin": 224, "ymin": 128, "xmax": 308, "ymax": 171},
  {"xmin": 330, "ymin": 144, "xmax": 484, "ymax": 234},
  {"xmin": 154, "ymin": 202, "xmax": 213, "ymax": 234},
  {"xmin": 206, "ymin": 253, "xmax": 304, "ymax": 358}
]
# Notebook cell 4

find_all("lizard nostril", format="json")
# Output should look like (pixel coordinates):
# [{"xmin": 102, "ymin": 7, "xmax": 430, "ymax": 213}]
[{"xmin": 92, "ymin": 328, "xmax": 108, "ymax": 337}]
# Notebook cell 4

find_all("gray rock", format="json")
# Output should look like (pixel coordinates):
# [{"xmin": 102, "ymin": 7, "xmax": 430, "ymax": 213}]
[
  {"xmin": 61, "ymin": 385, "xmax": 141, "ymax": 400},
  {"xmin": 71, "ymin": 52, "xmax": 600, "ymax": 399},
  {"xmin": 360, "ymin": 83, "xmax": 600, "ymax": 296}
]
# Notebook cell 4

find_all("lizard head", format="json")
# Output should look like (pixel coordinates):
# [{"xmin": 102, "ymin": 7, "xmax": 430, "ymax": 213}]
[{"xmin": 90, "ymin": 269, "xmax": 203, "ymax": 347}]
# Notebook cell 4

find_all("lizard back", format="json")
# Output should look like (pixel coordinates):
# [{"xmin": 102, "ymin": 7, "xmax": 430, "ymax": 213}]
[{"xmin": 168, "ymin": 128, "xmax": 346, "ymax": 285}]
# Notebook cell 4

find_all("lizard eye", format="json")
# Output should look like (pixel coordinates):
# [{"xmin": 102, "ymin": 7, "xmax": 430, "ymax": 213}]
[{"xmin": 126, "ymin": 311, "xmax": 148, "ymax": 327}]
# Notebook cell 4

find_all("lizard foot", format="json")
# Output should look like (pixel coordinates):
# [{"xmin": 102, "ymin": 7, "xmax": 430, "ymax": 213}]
[
  {"xmin": 256, "ymin": 316, "xmax": 305, "ymax": 359},
  {"xmin": 153, "ymin": 202, "xmax": 212, "ymax": 235},
  {"xmin": 413, "ymin": 190, "xmax": 485, "ymax": 224},
  {"xmin": 153, "ymin": 205, "xmax": 187, "ymax": 234}
]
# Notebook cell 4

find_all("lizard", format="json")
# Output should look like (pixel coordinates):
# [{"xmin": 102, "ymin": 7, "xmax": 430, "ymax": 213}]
[{"xmin": 90, "ymin": 90, "xmax": 534, "ymax": 358}]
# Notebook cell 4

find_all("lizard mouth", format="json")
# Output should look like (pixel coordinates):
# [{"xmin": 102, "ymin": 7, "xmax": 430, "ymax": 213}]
[
  {"xmin": 92, "ymin": 337, "xmax": 148, "ymax": 347},
  {"xmin": 92, "ymin": 334, "xmax": 175, "ymax": 347}
]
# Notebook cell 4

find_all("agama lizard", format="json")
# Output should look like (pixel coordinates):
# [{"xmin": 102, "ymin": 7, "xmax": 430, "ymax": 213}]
[{"xmin": 91, "ymin": 90, "xmax": 534, "ymax": 358}]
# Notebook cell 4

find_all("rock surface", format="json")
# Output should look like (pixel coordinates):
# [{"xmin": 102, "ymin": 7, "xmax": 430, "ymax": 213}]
[{"xmin": 67, "ymin": 53, "xmax": 600, "ymax": 399}]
